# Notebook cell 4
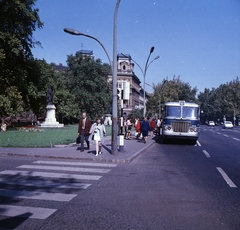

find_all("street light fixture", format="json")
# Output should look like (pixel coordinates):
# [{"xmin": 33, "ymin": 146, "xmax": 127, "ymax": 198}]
[
  {"xmin": 63, "ymin": 28, "xmax": 112, "ymax": 73},
  {"xmin": 121, "ymin": 50, "xmax": 159, "ymax": 117},
  {"xmin": 63, "ymin": 0, "xmax": 121, "ymax": 155},
  {"xmin": 143, "ymin": 47, "xmax": 156, "ymax": 117}
]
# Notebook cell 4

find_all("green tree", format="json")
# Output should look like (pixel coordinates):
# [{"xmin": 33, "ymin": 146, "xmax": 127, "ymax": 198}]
[
  {"xmin": 147, "ymin": 76, "xmax": 198, "ymax": 117},
  {"xmin": 66, "ymin": 53, "xmax": 112, "ymax": 119},
  {"xmin": 198, "ymin": 77, "xmax": 240, "ymax": 124},
  {"xmin": 0, "ymin": 86, "xmax": 24, "ymax": 117},
  {"xmin": 0, "ymin": 0, "xmax": 43, "ymax": 116},
  {"xmin": 25, "ymin": 59, "xmax": 76, "ymax": 120}
]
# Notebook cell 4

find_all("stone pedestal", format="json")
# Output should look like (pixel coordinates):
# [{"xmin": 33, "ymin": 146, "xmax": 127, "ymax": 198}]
[{"xmin": 41, "ymin": 104, "xmax": 64, "ymax": 128}]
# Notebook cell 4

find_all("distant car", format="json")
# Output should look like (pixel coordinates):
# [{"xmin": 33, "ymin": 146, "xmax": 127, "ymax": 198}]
[
  {"xmin": 208, "ymin": 121, "xmax": 215, "ymax": 126},
  {"xmin": 223, "ymin": 121, "xmax": 233, "ymax": 129}
]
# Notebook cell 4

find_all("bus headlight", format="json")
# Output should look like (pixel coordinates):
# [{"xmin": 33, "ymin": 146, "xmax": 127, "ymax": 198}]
[
  {"xmin": 190, "ymin": 126, "xmax": 197, "ymax": 132},
  {"xmin": 164, "ymin": 125, "xmax": 172, "ymax": 130}
]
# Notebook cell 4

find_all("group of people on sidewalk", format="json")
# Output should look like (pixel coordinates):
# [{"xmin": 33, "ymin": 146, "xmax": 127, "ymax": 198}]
[
  {"xmin": 123, "ymin": 116, "xmax": 163, "ymax": 143},
  {"xmin": 78, "ymin": 112, "xmax": 163, "ymax": 156}
]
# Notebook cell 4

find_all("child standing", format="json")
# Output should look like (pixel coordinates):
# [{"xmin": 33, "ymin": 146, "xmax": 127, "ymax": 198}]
[{"xmin": 90, "ymin": 117, "xmax": 106, "ymax": 156}]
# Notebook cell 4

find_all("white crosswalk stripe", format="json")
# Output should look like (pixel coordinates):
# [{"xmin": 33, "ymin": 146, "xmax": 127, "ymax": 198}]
[
  {"xmin": 0, "ymin": 189, "xmax": 76, "ymax": 202},
  {"xmin": 0, "ymin": 170, "xmax": 102, "ymax": 180},
  {"xmin": 0, "ymin": 205, "xmax": 57, "ymax": 220},
  {"xmin": 17, "ymin": 164, "xmax": 111, "ymax": 173},
  {"xmin": 0, "ymin": 177, "xmax": 91, "ymax": 189},
  {"xmin": 33, "ymin": 160, "xmax": 117, "ymax": 168},
  {"xmin": 0, "ymin": 160, "xmax": 117, "ymax": 220}
]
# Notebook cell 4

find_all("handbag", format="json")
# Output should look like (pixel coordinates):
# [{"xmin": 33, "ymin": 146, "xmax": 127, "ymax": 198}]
[{"xmin": 76, "ymin": 136, "xmax": 80, "ymax": 144}]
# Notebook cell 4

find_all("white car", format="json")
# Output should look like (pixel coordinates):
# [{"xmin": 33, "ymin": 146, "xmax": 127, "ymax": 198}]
[
  {"xmin": 208, "ymin": 121, "xmax": 215, "ymax": 126},
  {"xmin": 223, "ymin": 121, "xmax": 233, "ymax": 129}
]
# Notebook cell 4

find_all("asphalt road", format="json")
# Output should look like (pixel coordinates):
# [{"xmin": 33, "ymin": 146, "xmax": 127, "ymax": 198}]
[{"xmin": 0, "ymin": 125, "xmax": 239, "ymax": 230}]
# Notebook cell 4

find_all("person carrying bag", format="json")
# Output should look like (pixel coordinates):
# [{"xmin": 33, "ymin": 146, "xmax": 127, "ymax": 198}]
[{"xmin": 89, "ymin": 116, "xmax": 106, "ymax": 156}]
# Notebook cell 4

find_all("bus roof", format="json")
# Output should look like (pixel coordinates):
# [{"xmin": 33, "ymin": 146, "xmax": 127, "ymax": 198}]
[{"xmin": 164, "ymin": 101, "xmax": 199, "ymax": 107}]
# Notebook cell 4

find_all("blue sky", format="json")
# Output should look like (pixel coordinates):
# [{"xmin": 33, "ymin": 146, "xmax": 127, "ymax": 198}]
[{"xmin": 32, "ymin": 0, "xmax": 240, "ymax": 94}]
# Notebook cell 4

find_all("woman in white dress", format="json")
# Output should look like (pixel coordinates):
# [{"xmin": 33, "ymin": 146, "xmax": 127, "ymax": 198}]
[{"xmin": 90, "ymin": 117, "xmax": 106, "ymax": 156}]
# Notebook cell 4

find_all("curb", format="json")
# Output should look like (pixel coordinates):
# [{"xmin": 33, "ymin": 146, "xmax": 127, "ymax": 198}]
[{"xmin": 0, "ymin": 136, "xmax": 160, "ymax": 164}]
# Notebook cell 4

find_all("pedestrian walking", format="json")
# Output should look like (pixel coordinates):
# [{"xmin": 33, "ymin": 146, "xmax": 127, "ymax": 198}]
[
  {"xmin": 156, "ymin": 117, "xmax": 161, "ymax": 136},
  {"xmin": 134, "ymin": 117, "xmax": 141, "ymax": 139},
  {"xmin": 125, "ymin": 117, "xmax": 132, "ymax": 139},
  {"xmin": 150, "ymin": 118, "xmax": 156, "ymax": 137},
  {"xmin": 90, "ymin": 117, "xmax": 106, "ymax": 156},
  {"xmin": 140, "ymin": 117, "xmax": 150, "ymax": 143},
  {"xmin": 78, "ymin": 112, "xmax": 92, "ymax": 152}
]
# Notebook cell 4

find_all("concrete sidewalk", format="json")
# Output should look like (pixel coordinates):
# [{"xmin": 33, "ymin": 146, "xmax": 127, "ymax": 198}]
[{"xmin": 0, "ymin": 135, "xmax": 160, "ymax": 163}]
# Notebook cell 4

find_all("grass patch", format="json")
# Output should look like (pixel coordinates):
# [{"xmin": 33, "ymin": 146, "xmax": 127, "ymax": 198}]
[{"xmin": 0, "ymin": 125, "xmax": 112, "ymax": 148}]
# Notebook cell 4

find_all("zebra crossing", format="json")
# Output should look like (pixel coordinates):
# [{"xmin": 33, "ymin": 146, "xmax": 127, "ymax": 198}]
[{"xmin": 0, "ymin": 160, "xmax": 117, "ymax": 220}]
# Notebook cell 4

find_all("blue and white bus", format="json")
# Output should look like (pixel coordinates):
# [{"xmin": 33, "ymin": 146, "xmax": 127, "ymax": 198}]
[{"xmin": 162, "ymin": 101, "xmax": 200, "ymax": 144}]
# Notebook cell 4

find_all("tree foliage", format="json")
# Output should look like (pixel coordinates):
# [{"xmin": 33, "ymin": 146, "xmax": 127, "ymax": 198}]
[
  {"xmin": 23, "ymin": 59, "xmax": 75, "ymax": 118},
  {"xmin": 66, "ymin": 53, "xmax": 112, "ymax": 119},
  {"xmin": 198, "ymin": 77, "xmax": 240, "ymax": 124},
  {"xmin": 0, "ymin": 0, "xmax": 43, "ymax": 85},
  {"xmin": 146, "ymin": 75, "xmax": 198, "ymax": 117},
  {"xmin": 0, "ymin": 0, "xmax": 43, "ymax": 117},
  {"xmin": 0, "ymin": 86, "xmax": 24, "ymax": 117}
]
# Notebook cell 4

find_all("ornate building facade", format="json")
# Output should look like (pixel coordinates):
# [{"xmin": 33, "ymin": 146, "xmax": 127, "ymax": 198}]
[{"xmin": 108, "ymin": 54, "xmax": 144, "ymax": 116}]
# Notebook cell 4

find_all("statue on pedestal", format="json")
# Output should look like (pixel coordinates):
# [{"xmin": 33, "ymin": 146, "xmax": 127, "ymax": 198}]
[
  {"xmin": 41, "ymin": 86, "xmax": 64, "ymax": 128},
  {"xmin": 46, "ymin": 86, "xmax": 53, "ymax": 105}
]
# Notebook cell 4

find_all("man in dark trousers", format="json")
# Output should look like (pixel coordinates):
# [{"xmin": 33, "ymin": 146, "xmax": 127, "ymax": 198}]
[{"xmin": 78, "ymin": 112, "xmax": 92, "ymax": 152}]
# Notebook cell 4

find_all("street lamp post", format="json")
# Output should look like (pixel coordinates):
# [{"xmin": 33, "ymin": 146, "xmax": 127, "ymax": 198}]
[
  {"xmin": 112, "ymin": 0, "xmax": 121, "ymax": 154},
  {"xmin": 121, "ymin": 50, "xmax": 159, "ymax": 117},
  {"xmin": 63, "ymin": 0, "xmax": 121, "ymax": 155},
  {"xmin": 143, "ymin": 47, "xmax": 155, "ymax": 117},
  {"xmin": 145, "ymin": 80, "xmax": 167, "ymax": 118}
]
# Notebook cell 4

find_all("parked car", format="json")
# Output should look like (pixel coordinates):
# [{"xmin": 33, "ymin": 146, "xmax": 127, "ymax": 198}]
[
  {"xmin": 222, "ymin": 121, "xmax": 233, "ymax": 129},
  {"xmin": 208, "ymin": 121, "xmax": 215, "ymax": 126}
]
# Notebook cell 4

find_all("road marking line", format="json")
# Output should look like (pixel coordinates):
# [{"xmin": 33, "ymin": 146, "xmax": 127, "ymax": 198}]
[
  {"xmin": 0, "ymin": 189, "xmax": 76, "ymax": 202},
  {"xmin": 202, "ymin": 150, "xmax": 211, "ymax": 158},
  {"xmin": 33, "ymin": 160, "xmax": 117, "ymax": 168},
  {"xmin": 223, "ymin": 134, "xmax": 229, "ymax": 137},
  {"xmin": 216, "ymin": 167, "xmax": 237, "ymax": 188},
  {"xmin": 0, "ymin": 178, "xmax": 91, "ymax": 189},
  {"xmin": 196, "ymin": 140, "xmax": 201, "ymax": 146},
  {"xmin": 232, "ymin": 138, "xmax": 240, "ymax": 141},
  {"xmin": 0, "ymin": 170, "xmax": 102, "ymax": 180},
  {"xmin": 17, "ymin": 165, "xmax": 111, "ymax": 173},
  {"xmin": 0, "ymin": 205, "xmax": 57, "ymax": 219}
]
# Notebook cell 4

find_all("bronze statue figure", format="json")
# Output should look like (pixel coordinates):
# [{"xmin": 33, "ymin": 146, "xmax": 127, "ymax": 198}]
[{"xmin": 46, "ymin": 86, "xmax": 53, "ymax": 104}]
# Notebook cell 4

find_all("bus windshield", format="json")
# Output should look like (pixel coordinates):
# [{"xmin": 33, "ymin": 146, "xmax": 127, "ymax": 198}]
[
  {"xmin": 182, "ymin": 107, "xmax": 199, "ymax": 119},
  {"xmin": 166, "ymin": 106, "xmax": 181, "ymax": 117},
  {"xmin": 165, "ymin": 106, "xmax": 199, "ymax": 119}
]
